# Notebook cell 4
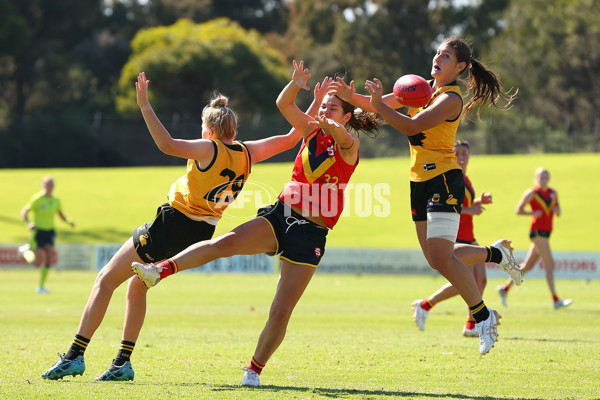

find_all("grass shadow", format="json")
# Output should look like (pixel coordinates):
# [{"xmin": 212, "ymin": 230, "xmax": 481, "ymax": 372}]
[
  {"xmin": 505, "ymin": 336, "xmax": 595, "ymax": 344},
  {"xmin": 209, "ymin": 383, "xmax": 549, "ymax": 400}
]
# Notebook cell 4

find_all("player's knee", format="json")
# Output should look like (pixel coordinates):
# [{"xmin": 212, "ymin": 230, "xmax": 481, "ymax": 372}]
[
  {"xmin": 94, "ymin": 268, "xmax": 120, "ymax": 292},
  {"xmin": 126, "ymin": 275, "xmax": 148, "ymax": 297},
  {"xmin": 428, "ymin": 254, "xmax": 452, "ymax": 273},
  {"xmin": 267, "ymin": 306, "xmax": 293, "ymax": 327}
]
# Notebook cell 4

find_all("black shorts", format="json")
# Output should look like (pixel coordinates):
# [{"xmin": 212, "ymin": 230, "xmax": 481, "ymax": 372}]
[
  {"xmin": 257, "ymin": 201, "xmax": 328, "ymax": 267},
  {"xmin": 530, "ymin": 230, "xmax": 551, "ymax": 239},
  {"xmin": 132, "ymin": 204, "xmax": 216, "ymax": 263},
  {"xmin": 34, "ymin": 229, "xmax": 56, "ymax": 248},
  {"xmin": 410, "ymin": 169, "xmax": 464, "ymax": 222},
  {"xmin": 456, "ymin": 239, "xmax": 476, "ymax": 245}
]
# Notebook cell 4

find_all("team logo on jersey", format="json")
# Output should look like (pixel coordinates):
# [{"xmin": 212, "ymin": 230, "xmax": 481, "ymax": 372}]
[
  {"xmin": 423, "ymin": 163, "xmax": 436, "ymax": 172},
  {"xmin": 432, "ymin": 194, "xmax": 440, "ymax": 203},
  {"xmin": 139, "ymin": 234, "xmax": 149, "ymax": 247},
  {"xmin": 314, "ymin": 248, "xmax": 322, "ymax": 257},
  {"xmin": 302, "ymin": 130, "xmax": 335, "ymax": 183},
  {"xmin": 446, "ymin": 195, "xmax": 458, "ymax": 205},
  {"xmin": 408, "ymin": 132, "xmax": 426, "ymax": 147}
]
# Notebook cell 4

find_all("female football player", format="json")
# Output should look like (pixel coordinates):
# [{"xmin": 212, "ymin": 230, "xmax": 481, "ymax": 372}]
[
  {"xmin": 497, "ymin": 167, "xmax": 572, "ymax": 309},
  {"xmin": 130, "ymin": 60, "xmax": 382, "ymax": 386},
  {"xmin": 331, "ymin": 37, "xmax": 520, "ymax": 355},
  {"xmin": 41, "ymin": 71, "xmax": 327, "ymax": 381},
  {"xmin": 410, "ymin": 140, "xmax": 493, "ymax": 337}
]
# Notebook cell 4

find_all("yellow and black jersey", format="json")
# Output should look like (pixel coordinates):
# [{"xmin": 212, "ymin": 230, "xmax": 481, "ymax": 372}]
[
  {"xmin": 168, "ymin": 140, "xmax": 251, "ymax": 224},
  {"xmin": 406, "ymin": 82, "xmax": 462, "ymax": 182}
]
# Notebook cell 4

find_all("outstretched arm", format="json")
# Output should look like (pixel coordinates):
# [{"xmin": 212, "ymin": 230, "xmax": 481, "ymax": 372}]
[
  {"xmin": 136, "ymin": 72, "xmax": 215, "ymax": 161},
  {"xmin": 331, "ymin": 77, "xmax": 401, "ymax": 112},
  {"xmin": 366, "ymin": 78, "xmax": 460, "ymax": 136},
  {"xmin": 276, "ymin": 60, "xmax": 319, "ymax": 136},
  {"xmin": 246, "ymin": 76, "xmax": 334, "ymax": 164}
]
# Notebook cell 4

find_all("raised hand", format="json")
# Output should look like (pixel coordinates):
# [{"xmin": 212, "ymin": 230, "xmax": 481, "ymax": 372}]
[
  {"xmin": 365, "ymin": 78, "xmax": 384, "ymax": 107},
  {"xmin": 136, "ymin": 72, "xmax": 150, "ymax": 107},
  {"xmin": 314, "ymin": 76, "xmax": 333, "ymax": 105},
  {"xmin": 292, "ymin": 60, "xmax": 311, "ymax": 91},
  {"xmin": 480, "ymin": 191, "xmax": 493, "ymax": 205},
  {"xmin": 331, "ymin": 77, "xmax": 355, "ymax": 102}
]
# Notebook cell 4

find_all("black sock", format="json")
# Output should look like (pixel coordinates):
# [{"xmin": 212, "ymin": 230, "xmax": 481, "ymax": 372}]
[
  {"xmin": 485, "ymin": 246, "xmax": 503, "ymax": 264},
  {"xmin": 113, "ymin": 340, "xmax": 136, "ymax": 366},
  {"xmin": 469, "ymin": 301, "xmax": 490, "ymax": 323},
  {"xmin": 65, "ymin": 334, "xmax": 90, "ymax": 360}
]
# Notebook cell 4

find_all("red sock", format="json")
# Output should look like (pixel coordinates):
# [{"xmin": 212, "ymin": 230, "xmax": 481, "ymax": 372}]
[
  {"xmin": 248, "ymin": 356, "xmax": 265, "ymax": 375},
  {"xmin": 503, "ymin": 283, "xmax": 511, "ymax": 293},
  {"xmin": 156, "ymin": 259, "xmax": 179, "ymax": 280},
  {"xmin": 465, "ymin": 319, "xmax": 476, "ymax": 330},
  {"xmin": 552, "ymin": 294, "xmax": 559, "ymax": 302},
  {"xmin": 420, "ymin": 298, "xmax": 434, "ymax": 311}
]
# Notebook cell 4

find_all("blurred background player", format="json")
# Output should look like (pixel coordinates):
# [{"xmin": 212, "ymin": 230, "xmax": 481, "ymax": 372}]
[
  {"xmin": 19, "ymin": 176, "xmax": 75, "ymax": 294},
  {"xmin": 498, "ymin": 167, "xmax": 572, "ymax": 309},
  {"xmin": 410, "ymin": 140, "xmax": 493, "ymax": 337}
]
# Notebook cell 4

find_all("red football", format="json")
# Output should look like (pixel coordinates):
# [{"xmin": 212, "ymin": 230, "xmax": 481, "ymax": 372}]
[{"xmin": 392, "ymin": 74, "xmax": 433, "ymax": 108}]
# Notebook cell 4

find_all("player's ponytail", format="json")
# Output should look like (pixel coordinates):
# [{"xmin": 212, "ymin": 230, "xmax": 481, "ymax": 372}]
[
  {"xmin": 443, "ymin": 37, "xmax": 517, "ymax": 118},
  {"xmin": 336, "ymin": 96, "xmax": 383, "ymax": 138}
]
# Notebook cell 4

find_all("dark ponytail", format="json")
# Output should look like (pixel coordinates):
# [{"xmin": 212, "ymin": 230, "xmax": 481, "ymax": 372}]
[{"xmin": 443, "ymin": 37, "xmax": 517, "ymax": 118}]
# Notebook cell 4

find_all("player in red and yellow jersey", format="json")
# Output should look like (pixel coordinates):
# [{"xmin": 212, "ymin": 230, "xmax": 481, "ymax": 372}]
[
  {"xmin": 42, "ymin": 71, "xmax": 316, "ymax": 381},
  {"xmin": 130, "ymin": 61, "xmax": 382, "ymax": 386},
  {"xmin": 498, "ymin": 167, "xmax": 572, "ymax": 309},
  {"xmin": 332, "ymin": 37, "xmax": 519, "ymax": 355}
]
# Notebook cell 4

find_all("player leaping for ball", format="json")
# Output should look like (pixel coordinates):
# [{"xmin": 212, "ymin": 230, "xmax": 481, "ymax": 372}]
[{"xmin": 331, "ymin": 37, "xmax": 520, "ymax": 355}]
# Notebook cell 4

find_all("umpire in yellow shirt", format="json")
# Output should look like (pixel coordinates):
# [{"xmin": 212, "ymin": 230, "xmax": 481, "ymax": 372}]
[{"xmin": 19, "ymin": 176, "xmax": 75, "ymax": 293}]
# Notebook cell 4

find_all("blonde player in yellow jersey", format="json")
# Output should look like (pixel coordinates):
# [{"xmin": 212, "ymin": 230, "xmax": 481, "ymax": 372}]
[
  {"xmin": 332, "ymin": 37, "xmax": 520, "ymax": 355},
  {"xmin": 42, "ymin": 71, "xmax": 331, "ymax": 381}
]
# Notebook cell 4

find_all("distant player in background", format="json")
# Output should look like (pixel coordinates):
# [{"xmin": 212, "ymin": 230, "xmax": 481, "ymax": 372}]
[
  {"xmin": 130, "ymin": 60, "xmax": 382, "ymax": 387},
  {"xmin": 498, "ymin": 167, "xmax": 572, "ymax": 309},
  {"xmin": 410, "ymin": 140, "xmax": 493, "ymax": 337},
  {"xmin": 331, "ymin": 37, "xmax": 521, "ymax": 355},
  {"xmin": 19, "ymin": 176, "xmax": 75, "ymax": 294},
  {"xmin": 41, "ymin": 71, "xmax": 326, "ymax": 382}
]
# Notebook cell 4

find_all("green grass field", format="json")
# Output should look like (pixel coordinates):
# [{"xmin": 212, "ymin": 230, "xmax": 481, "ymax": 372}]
[
  {"xmin": 1, "ymin": 153, "xmax": 599, "ymax": 251},
  {"xmin": 1, "ymin": 155, "xmax": 599, "ymax": 398},
  {"xmin": 0, "ymin": 270, "xmax": 598, "ymax": 399}
]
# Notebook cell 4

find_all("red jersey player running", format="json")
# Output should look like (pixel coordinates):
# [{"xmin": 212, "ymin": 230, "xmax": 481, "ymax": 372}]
[
  {"xmin": 131, "ymin": 60, "xmax": 382, "ymax": 386},
  {"xmin": 498, "ymin": 167, "xmax": 572, "ymax": 309}
]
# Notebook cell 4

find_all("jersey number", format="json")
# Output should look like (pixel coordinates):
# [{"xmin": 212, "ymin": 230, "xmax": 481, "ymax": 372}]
[{"xmin": 203, "ymin": 168, "xmax": 245, "ymax": 204}]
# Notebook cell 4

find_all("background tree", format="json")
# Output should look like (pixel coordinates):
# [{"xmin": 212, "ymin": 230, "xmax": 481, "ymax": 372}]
[
  {"xmin": 0, "ymin": 0, "xmax": 597, "ymax": 168},
  {"xmin": 116, "ymin": 18, "xmax": 288, "ymax": 120},
  {"xmin": 486, "ymin": 0, "xmax": 600, "ymax": 152}
]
